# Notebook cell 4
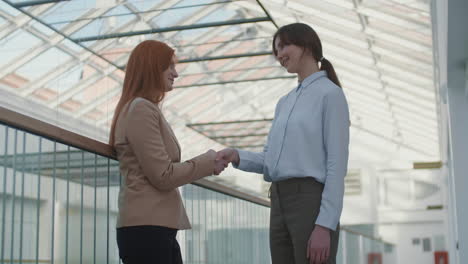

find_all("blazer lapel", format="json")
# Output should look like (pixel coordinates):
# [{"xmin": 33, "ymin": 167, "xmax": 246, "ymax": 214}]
[
  {"xmin": 161, "ymin": 115, "xmax": 181, "ymax": 160},
  {"xmin": 154, "ymin": 104, "xmax": 181, "ymax": 160}
]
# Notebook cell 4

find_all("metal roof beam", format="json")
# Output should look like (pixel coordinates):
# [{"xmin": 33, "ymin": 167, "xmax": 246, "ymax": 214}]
[
  {"xmin": 175, "ymin": 51, "xmax": 271, "ymax": 64},
  {"xmin": 14, "ymin": 1, "xmax": 172, "ymax": 97},
  {"xmin": 179, "ymin": 65, "xmax": 282, "ymax": 77},
  {"xmin": 187, "ymin": 118, "xmax": 273, "ymax": 127},
  {"xmin": 256, "ymin": 0, "xmax": 278, "ymax": 28},
  {"xmin": 2, "ymin": 0, "xmax": 124, "ymax": 73},
  {"xmin": 72, "ymin": 17, "xmax": 271, "ymax": 43},
  {"xmin": 209, "ymin": 133, "xmax": 269, "ymax": 139},
  {"xmin": 174, "ymin": 75, "xmax": 295, "ymax": 89},
  {"xmin": 226, "ymin": 144, "xmax": 265, "ymax": 149},
  {"xmin": 4, "ymin": 8, "xmax": 122, "ymax": 96},
  {"xmin": 51, "ymin": 1, "xmax": 237, "ymax": 25},
  {"xmin": 11, "ymin": 0, "xmax": 69, "ymax": 8}
]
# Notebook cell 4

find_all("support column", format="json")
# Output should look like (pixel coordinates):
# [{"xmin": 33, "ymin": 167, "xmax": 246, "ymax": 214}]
[{"xmin": 443, "ymin": 0, "xmax": 468, "ymax": 263}]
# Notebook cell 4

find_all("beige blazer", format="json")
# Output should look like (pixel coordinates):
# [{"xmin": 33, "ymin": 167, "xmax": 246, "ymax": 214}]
[{"xmin": 114, "ymin": 97, "xmax": 214, "ymax": 230}]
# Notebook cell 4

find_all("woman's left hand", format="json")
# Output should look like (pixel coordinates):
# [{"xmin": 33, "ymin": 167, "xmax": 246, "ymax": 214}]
[{"xmin": 307, "ymin": 225, "xmax": 330, "ymax": 264}]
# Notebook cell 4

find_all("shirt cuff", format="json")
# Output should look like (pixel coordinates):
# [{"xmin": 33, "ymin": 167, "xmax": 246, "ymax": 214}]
[
  {"xmin": 233, "ymin": 149, "xmax": 264, "ymax": 174},
  {"xmin": 234, "ymin": 149, "xmax": 248, "ymax": 170},
  {"xmin": 315, "ymin": 211, "xmax": 339, "ymax": 231}
]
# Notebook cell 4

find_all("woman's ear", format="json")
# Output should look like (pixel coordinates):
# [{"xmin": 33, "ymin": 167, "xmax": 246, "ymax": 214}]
[{"xmin": 303, "ymin": 48, "xmax": 315, "ymax": 59}]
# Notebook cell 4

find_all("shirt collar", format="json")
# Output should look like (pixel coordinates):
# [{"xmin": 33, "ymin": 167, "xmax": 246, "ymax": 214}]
[{"xmin": 296, "ymin": 71, "xmax": 327, "ymax": 92}]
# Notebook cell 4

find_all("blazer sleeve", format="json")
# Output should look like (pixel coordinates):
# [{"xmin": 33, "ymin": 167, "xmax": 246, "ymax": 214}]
[{"xmin": 126, "ymin": 100, "xmax": 214, "ymax": 191}]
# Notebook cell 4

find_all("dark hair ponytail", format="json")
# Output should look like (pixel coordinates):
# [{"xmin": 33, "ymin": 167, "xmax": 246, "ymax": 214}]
[
  {"xmin": 273, "ymin": 23, "xmax": 342, "ymax": 88},
  {"xmin": 320, "ymin": 58, "xmax": 341, "ymax": 87}
]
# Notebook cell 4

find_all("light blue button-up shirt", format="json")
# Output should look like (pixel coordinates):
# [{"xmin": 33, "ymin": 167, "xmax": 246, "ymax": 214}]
[{"xmin": 236, "ymin": 71, "xmax": 349, "ymax": 230}]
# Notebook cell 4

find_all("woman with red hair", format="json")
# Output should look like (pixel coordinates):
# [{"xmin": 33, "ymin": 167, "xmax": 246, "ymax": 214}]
[{"xmin": 109, "ymin": 40, "xmax": 227, "ymax": 264}]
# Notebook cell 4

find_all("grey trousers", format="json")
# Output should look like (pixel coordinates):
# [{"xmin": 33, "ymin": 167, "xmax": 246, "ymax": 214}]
[{"xmin": 269, "ymin": 177, "xmax": 340, "ymax": 264}]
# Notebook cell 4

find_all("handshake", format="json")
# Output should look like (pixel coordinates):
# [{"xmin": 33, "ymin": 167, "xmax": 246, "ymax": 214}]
[{"xmin": 206, "ymin": 148, "xmax": 240, "ymax": 175}]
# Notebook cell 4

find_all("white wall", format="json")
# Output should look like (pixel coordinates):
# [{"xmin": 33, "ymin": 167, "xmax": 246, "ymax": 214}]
[
  {"xmin": 380, "ymin": 222, "xmax": 446, "ymax": 264},
  {"xmin": 341, "ymin": 157, "xmax": 447, "ymax": 264}
]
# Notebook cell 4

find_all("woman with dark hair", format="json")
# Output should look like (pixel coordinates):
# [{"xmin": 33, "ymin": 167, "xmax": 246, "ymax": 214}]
[
  {"xmin": 217, "ymin": 23, "xmax": 349, "ymax": 264},
  {"xmin": 110, "ymin": 40, "xmax": 227, "ymax": 264}
]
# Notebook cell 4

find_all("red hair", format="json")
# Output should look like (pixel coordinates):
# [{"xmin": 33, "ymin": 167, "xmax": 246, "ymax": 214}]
[{"xmin": 109, "ymin": 40, "xmax": 175, "ymax": 147}]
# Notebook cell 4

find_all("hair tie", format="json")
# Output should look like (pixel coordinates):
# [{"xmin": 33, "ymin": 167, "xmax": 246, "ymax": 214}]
[{"xmin": 319, "ymin": 56, "xmax": 325, "ymax": 62}]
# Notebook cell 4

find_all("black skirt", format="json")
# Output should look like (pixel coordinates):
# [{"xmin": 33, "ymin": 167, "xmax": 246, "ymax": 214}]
[{"xmin": 117, "ymin": 225, "xmax": 183, "ymax": 264}]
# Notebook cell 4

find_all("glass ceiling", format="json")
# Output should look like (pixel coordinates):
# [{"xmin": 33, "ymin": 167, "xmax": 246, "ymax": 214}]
[{"xmin": 0, "ymin": 0, "xmax": 440, "ymax": 196}]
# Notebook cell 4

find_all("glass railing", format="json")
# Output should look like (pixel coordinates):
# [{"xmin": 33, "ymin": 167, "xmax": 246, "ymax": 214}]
[
  {"xmin": 0, "ymin": 121, "xmax": 270, "ymax": 264},
  {"xmin": 0, "ymin": 107, "xmax": 395, "ymax": 264},
  {"xmin": 337, "ymin": 229, "xmax": 396, "ymax": 264}
]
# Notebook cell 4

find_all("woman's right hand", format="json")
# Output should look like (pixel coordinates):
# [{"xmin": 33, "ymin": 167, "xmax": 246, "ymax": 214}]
[
  {"xmin": 216, "ymin": 148, "xmax": 240, "ymax": 167},
  {"xmin": 206, "ymin": 149, "xmax": 228, "ymax": 175}
]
